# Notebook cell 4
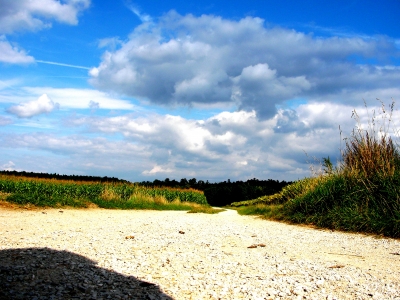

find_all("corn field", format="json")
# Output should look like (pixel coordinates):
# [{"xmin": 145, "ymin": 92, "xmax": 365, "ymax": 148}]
[{"xmin": 0, "ymin": 175, "xmax": 208, "ymax": 208}]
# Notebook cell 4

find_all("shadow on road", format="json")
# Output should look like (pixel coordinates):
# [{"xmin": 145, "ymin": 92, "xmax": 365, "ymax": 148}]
[{"xmin": 0, "ymin": 247, "xmax": 173, "ymax": 300}]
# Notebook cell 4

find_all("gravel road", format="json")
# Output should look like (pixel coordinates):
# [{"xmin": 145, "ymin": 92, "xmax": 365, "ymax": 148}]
[{"xmin": 0, "ymin": 207, "xmax": 399, "ymax": 299}]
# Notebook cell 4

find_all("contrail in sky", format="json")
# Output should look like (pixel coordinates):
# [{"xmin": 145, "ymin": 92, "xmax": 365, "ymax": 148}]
[{"xmin": 36, "ymin": 60, "xmax": 91, "ymax": 70}]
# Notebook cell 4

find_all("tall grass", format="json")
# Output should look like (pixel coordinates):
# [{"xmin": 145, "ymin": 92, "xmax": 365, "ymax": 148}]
[
  {"xmin": 342, "ymin": 101, "xmax": 400, "ymax": 178},
  {"xmin": 234, "ymin": 100, "xmax": 400, "ymax": 238}
]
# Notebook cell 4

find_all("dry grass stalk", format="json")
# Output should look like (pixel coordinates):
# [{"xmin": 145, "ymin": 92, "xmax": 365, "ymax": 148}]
[{"xmin": 341, "ymin": 99, "xmax": 400, "ymax": 178}]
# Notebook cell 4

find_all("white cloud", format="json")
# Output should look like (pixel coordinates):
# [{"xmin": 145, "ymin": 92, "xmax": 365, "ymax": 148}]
[
  {"xmin": 125, "ymin": 2, "xmax": 152, "ymax": 23},
  {"xmin": 90, "ymin": 11, "xmax": 400, "ymax": 119},
  {"xmin": 2, "ymin": 99, "xmax": 396, "ymax": 181},
  {"xmin": 63, "ymin": 108, "xmax": 319, "ymax": 180},
  {"xmin": 296, "ymin": 102, "xmax": 355, "ymax": 130},
  {"xmin": 7, "ymin": 94, "xmax": 59, "ymax": 118},
  {"xmin": 142, "ymin": 165, "xmax": 173, "ymax": 175},
  {"xmin": 0, "ymin": 0, "xmax": 90, "ymax": 65},
  {"xmin": 98, "ymin": 37, "xmax": 123, "ymax": 50},
  {"xmin": 1, "ymin": 160, "xmax": 16, "ymax": 171},
  {"xmin": 0, "ymin": 36, "xmax": 34, "ymax": 64},
  {"xmin": 1, "ymin": 87, "xmax": 136, "ymax": 111},
  {"xmin": 0, "ymin": 0, "xmax": 91, "ymax": 34},
  {"xmin": 232, "ymin": 64, "xmax": 312, "ymax": 118}
]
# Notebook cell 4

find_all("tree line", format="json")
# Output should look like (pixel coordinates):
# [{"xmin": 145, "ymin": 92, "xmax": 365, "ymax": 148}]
[{"xmin": 139, "ymin": 178, "xmax": 292, "ymax": 206}]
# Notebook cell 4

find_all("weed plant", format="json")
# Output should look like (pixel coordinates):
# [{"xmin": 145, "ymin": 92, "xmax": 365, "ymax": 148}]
[{"xmin": 235, "ymin": 100, "xmax": 400, "ymax": 238}]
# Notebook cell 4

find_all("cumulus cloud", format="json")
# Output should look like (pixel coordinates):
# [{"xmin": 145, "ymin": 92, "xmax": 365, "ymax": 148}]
[
  {"xmin": 274, "ymin": 109, "xmax": 307, "ymax": 134},
  {"xmin": 63, "ymin": 106, "xmax": 345, "ymax": 180},
  {"xmin": 90, "ymin": 11, "xmax": 400, "ymax": 119},
  {"xmin": 7, "ymin": 94, "xmax": 59, "ymax": 118},
  {"xmin": 3, "ymin": 98, "xmax": 397, "ymax": 181},
  {"xmin": 0, "ymin": 0, "xmax": 91, "ymax": 34},
  {"xmin": 0, "ymin": 35, "xmax": 34, "ymax": 64},
  {"xmin": 232, "ymin": 64, "xmax": 312, "ymax": 118}
]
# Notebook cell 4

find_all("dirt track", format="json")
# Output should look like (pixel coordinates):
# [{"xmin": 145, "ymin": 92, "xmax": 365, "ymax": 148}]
[{"xmin": 1, "ymin": 207, "xmax": 399, "ymax": 299}]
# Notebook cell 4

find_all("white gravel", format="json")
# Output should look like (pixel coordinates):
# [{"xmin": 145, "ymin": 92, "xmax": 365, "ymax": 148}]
[{"xmin": 0, "ymin": 207, "xmax": 399, "ymax": 299}]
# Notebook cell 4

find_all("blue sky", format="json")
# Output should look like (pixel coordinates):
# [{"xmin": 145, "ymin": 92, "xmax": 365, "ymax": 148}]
[{"xmin": 0, "ymin": 0, "xmax": 399, "ymax": 182}]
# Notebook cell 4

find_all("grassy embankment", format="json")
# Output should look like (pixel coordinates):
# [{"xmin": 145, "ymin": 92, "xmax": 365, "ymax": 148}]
[
  {"xmin": 232, "ymin": 101, "xmax": 400, "ymax": 238},
  {"xmin": 0, "ymin": 176, "xmax": 224, "ymax": 214}
]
